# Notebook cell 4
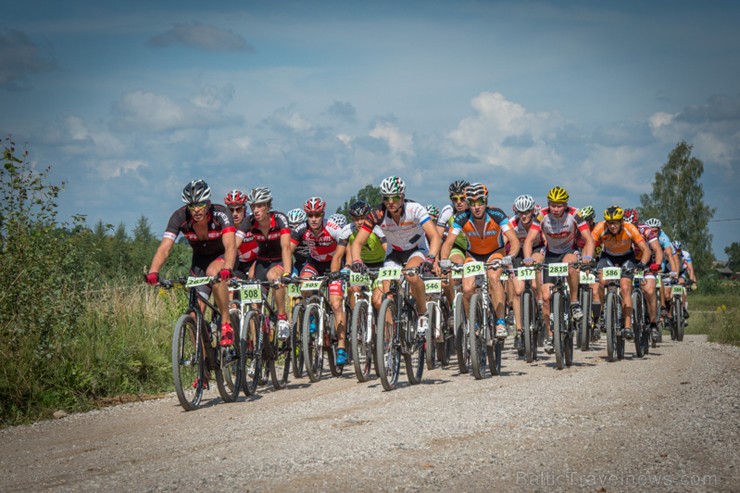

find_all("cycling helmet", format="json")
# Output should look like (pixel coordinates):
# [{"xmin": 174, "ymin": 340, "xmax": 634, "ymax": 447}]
[
  {"xmin": 247, "ymin": 186, "xmax": 272, "ymax": 205},
  {"xmin": 287, "ymin": 208, "xmax": 307, "ymax": 226},
  {"xmin": 379, "ymin": 175, "xmax": 406, "ymax": 196},
  {"xmin": 181, "ymin": 179, "xmax": 211, "ymax": 204},
  {"xmin": 513, "ymin": 194, "xmax": 535, "ymax": 213},
  {"xmin": 328, "ymin": 213, "xmax": 348, "ymax": 228},
  {"xmin": 624, "ymin": 209, "xmax": 639, "ymax": 224},
  {"xmin": 603, "ymin": 205, "xmax": 625, "ymax": 221},
  {"xmin": 465, "ymin": 182, "xmax": 489, "ymax": 202},
  {"xmin": 349, "ymin": 200, "xmax": 371, "ymax": 218},
  {"xmin": 534, "ymin": 204, "xmax": 542, "ymax": 215},
  {"xmin": 546, "ymin": 186, "xmax": 569, "ymax": 203},
  {"xmin": 426, "ymin": 204, "xmax": 440, "ymax": 217},
  {"xmin": 448, "ymin": 180, "xmax": 470, "ymax": 196},
  {"xmin": 304, "ymin": 196, "xmax": 326, "ymax": 214},
  {"xmin": 224, "ymin": 189, "xmax": 247, "ymax": 206},
  {"xmin": 672, "ymin": 240, "xmax": 683, "ymax": 251},
  {"xmin": 578, "ymin": 205, "xmax": 595, "ymax": 221},
  {"xmin": 645, "ymin": 217, "xmax": 661, "ymax": 228}
]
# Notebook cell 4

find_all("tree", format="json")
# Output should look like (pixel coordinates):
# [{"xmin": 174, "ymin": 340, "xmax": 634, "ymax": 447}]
[
  {"xmin": 726, "ymin": 242, "xmax": 740, "ymax": 272},
  {"xmin": 639, "ymin": 141, "xmax": 715, "ymax": 274},
  {"xmin": 336, "ymin": 184, "xmax": 382, "ymax": 216}
]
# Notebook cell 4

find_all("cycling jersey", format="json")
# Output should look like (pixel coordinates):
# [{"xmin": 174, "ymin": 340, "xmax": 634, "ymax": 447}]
[
  {"xmin": 591, "ymin": 221, "xmax": 646, "ymax": 257},
  {"xmin": 338, "ymin": 223, "xmax": 387, "ymax": 264},
  {"xmin": 530, "ymin": 206, "xmax": 588, "ymax": 255},
  {"xmin": 246, "ymin": 211, "xmax": 290, "ymax": 261},
  {"xmin": 362, "ymin": 200, "xmax": 430, "ymax": 253},
  {"xmin": 632, "ymin": 223, "xmax": 659, "ymax": 260},
  {"xmin": 437, "ymin": 204, "xmax": 468, "ymax": 251},
  {"xmin": 163, "ymin": 204, "xmax": 236, "ymax": 257},
  {"xmin": 290, "ymin": 220, "xmax": 343, "ymax": 262},
  {"xmin": 236, "ymin": 220, "xmax": 258, "ymax": 265},
  {"xmin": 450, "ymin": 207, "xmax": 510, "ymax": 255},
  {"xmin": 508, "ymin": 215, "xmax": 545, "ymax": 252}
]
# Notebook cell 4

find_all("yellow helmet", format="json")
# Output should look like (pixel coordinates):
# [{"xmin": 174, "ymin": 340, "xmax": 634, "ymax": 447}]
[
  {"xmin": 603, "ymin": 205, "xmax": 625, "ymax": 221},
  {"xmin": 546, "ymin": 186, "xmax": 569, "ymax": 203}
]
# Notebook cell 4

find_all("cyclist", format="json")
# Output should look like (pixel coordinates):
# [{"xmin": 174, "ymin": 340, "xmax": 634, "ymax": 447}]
[
  {"xmin": 440, "ymin": 183, "xmax": 519, "ymax": 338},
  {"xmin": 576, "ymin": 205, "xmax": 603, "ymax": 338},
  {"xmin": 245, "ymin": 187, "xmax": 293, "ymax": 340},
  {"xmin": 522, "ymin": 186, "xmax": 595, "ymax": 354},
  {"xmin": 328, "ymin": 213, "xmax": 348, "ymax": 230},
  {"xmin": 644, "ymin": 217, "xmax": 680, "ymax": 321},
  {"xmin": 591, "ymin": 206, "xmax": 651, "ymax": 340},
  {"xmin": 225, "ymin": 189, "xmax": 258, "ymax": 280},
  {"xmin": 287, "ymin": 208, "xmax": 310, "ymax": 275},
  {"xmin": 145, "ymin": 179, "xmax": 237, "ymax": 347},
  {"xmin": 351, "ymin": 175, "xmax": 441, "ymax": 333},
  {"xmin": 507, "ymin": 194, "xmax": 545, "ymax": 350},
  {"xmin": 333, "ymin": 200, "xmax": 388, "ymax": 313},
  {"xmin": 426, "ymin": 204, "xmax": 440, "ymax": 225},
  {"xmin": 290, "ymin": 197, "xmax": 348, "ymax": 364},
  {"xmin": 437, "ymin": 181, "xmax": 470, "ymax": 315},
  {"xmin": 625, "ymin": 209, "xmax": 664, "ymax": 339},
  {"xmin": 672, "ymin": 240, "xmax": 697, "ymax": 319}
]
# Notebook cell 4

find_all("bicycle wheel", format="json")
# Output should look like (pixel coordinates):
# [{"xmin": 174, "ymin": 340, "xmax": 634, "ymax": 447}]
[
  {"xmin": 290, "ymin": 302, "xmax": 305, "ymax": 378},
  {"xmin": 303, "ymin": 303, "xmax": 324, "ymax": 382},
  {"xmin": 270, "ymin": 330, "xmax": 290, "ymax": 390},
  {"xmin": 172, "ymin": 314, "xmax": 204, "ymax": 411},
  {"xmin": 215, "ymin": 309, "xmax": 244, "ymax": 403},
  {"xmin": 376, "ymin": 298, "xmax": 401, "ymax": 391},
  {"xmin": 564, "ymin": 317, "xmax": 574, "ymax": 368},
  {"xmin": 632, "ymin": 290, "xmax": 645, "ymax": 358},
  {"xmin": 522, "ymin": 289, "xmax": 535, "ymax": 363},
  {"xmin": 241, "ymin": 310, "xmax": 262, "ymax": 396},
  {"xmin": 605, "ymin": 291, "xmax": 618, "ymax": 362},
  {"xmin": 453, "ymin": 292, "xmax": 470, "ymax": 374},
  {"xmin": 403, "ymin": 303, "xmax": 424, "ymax": 385},
  {"xmin": 468, "ymin": 293, "xmax": 487, "ymax": 380},
  {"xmin": 351, "ymin": 298, "xmax": 373, "ymax": 382},
  {"xmin": 552, "ymin": 291, "xmax": 565, "ymax": 370},
  {"xmin": 674, "ymin": 296, "xmax": 684, "ymax": 342},
  {"xmin": 437, "ymin": 298, "xmax": 453, "ymax": 366},
  {"xmin": 579, "ymin": 287, "xmax": 592, "ymax": 352},
  {"xmin": 327, "ymin": 312, "xmax": 342, "ymax": 378},
  {"xmin": 425, "ymin": 301, "xmax": 437, "ymax": 370}
]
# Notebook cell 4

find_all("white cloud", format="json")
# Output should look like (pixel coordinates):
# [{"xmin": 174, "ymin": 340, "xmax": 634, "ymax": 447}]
[
  {"xmin": 369, "ymin": 122, "xmax": 414, "ymax": 157},
  {"xmin": 97, "ymin": 159, "xmax": 147, "ymax": 179},
  {"xmin": 147, "ymin": 22, "xmax": 252, "ymax": 53}
]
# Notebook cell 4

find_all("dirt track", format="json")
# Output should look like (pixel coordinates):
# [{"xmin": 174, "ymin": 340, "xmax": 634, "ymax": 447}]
[{"xmin": 1, "ymin": 334, "xmax": 738, "ymax": 492}]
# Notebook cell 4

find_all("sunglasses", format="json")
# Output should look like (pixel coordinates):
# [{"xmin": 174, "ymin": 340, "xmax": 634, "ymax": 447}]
[
  {"xmin": 450, "ymin": 195, "xmax": 466, "ymax": 202},
  {"xmin": 383, "ymin": 195, "xmax": 402, "ymax": 202},
  {"xmin": 307, "ymin": 213, "xmax": 323, "ymax": 218},
  {"xmin": 229, "ymin": 207, "xmax": 245, "ymax": 213},
  {"xmin": 606, "ymin": 220, "xmax": 622, "ymax": 226},
  {"xmin": 187, "ymin": 202, "xmax": 208, "ymax": 210},
  {"xmin": 469, "ymin": 199, "xmax": 486, "ymax": 207}
]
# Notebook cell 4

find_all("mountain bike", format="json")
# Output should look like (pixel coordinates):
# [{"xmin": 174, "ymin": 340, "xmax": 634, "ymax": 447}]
[
  {"xmin": 576, "ymin": 268, "xmax": 595, "ymax": 352},
  {"xmin": 601, "ymin": 266, "xmax": 627, "ymax": 362},
  {"xmin": 450, "ymin": 265, "xmax": 472, "ymax": 374},
  {"xmin": 518, "ymin": 264, "xmax": 544, "ymax": 364},
  {"xmin": 631, "ymin": 269, "xmax": 650, "ymax": 358},
  {"xmin": 464, "ymin": 260, "xmax": 508, "ymax": 379},
  {"xmin": 286, "ymin": 280, "xmax": 305, "ymax": 379},
  {"xmin": 160, "ymin": 276, "xmax": 245, "ymax": 411},
  {"xmin": 375, "ymin": 266, "xmax": 428, "ymax": 391},
  {"xmin": 232, "ymin": 278, "xmax": 291, "ymax": 394},
  {"xmin": 423, "ymin": 274, "xmax": 453, "ymax": 369},
  {"xmin": 661, "ymin": 275, "xmax": 686, "ymax": 342},
  {"xmin": 349, "ymin": 270, "xmax": 379, "ymax": 382},
  {"xmin": 301, "ymin": 276, "xmax": 343, "ymax": 382}
]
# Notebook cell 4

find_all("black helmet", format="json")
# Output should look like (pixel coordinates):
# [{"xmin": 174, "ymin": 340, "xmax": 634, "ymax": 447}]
[
  {"xmin": 349, "ymin": 200, "xmax": 371, "ymax": 218},
  {"xmin": 181, "ymin": 179, "xmax": 211, "ymax": 204},
  {"xmin": 448, "ymin": 180, "xmax": 470, "ymax": 196}
]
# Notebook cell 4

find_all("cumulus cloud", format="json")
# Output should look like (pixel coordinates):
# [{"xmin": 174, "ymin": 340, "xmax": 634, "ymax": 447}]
[
  {"xmin": 111, "ymin": 90, "xmax": 241, "ymax": 132},
  {"xmin": 0, "ymin": 29, "xmax": 55, "ymax": 91},
  {"xmin": 369, "ymin": 122, "xmax": 414, "ymax": 157},
  {"xmin": 147, "ymin": 22, "xmax": 252, "ymax": 53},
  {"xmin": 264, "ymin": 106, "xmax": 315, "ymax": 135}
]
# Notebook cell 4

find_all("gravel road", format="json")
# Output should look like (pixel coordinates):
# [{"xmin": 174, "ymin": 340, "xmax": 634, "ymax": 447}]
[{"xmin": 1, "ymin": 334, "xmax": 738, "ymax": 492}]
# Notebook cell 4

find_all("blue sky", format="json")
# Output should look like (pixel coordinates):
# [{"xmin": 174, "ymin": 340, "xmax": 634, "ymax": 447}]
[{"xmin": 2, "ymin": 0, "xmax": 739, "ymax": 258}]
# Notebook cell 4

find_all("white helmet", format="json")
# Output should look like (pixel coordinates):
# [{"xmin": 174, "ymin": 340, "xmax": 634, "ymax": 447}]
[
  {"xmin": 287, "ymin": 208, "xmax": 307, "ymax": 226},
  {"xmin": 328, "ymin": 213, "xmax": 348, "ymax": 228},
  {"xmin": 513, "ymin": 194, "xmax": 535, "ymax": 213},
  {"xmin": 645, "ymin": 218, "xmax": 662, "ymax": 228},
  {"xmin": 247, "ymin": 187, "xmax": 272, "ymax": 205},
  {"xmin": 379, "ymin": 175, "xmax": 406, "ymax": 195}
]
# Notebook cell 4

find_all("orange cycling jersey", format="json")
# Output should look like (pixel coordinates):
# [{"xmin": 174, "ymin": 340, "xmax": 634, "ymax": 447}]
[
  {"xmin": 591, "ymin": 221, "xmax": 645, "ymax": 257},
  {"xmin": 450, "ymin": 207, "xmax": 510, "ymax": 255}
]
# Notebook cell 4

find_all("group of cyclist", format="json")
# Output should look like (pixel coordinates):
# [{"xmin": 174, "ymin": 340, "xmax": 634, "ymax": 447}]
[{"xmin": 146, "ymin": 176, "xmax": 698, "ymax": 370}]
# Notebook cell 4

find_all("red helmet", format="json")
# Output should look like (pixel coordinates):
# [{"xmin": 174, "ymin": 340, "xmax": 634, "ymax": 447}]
[
  {"xmin": 624, "ymin": 209, "xmax": 639, "ymax": 224},
  {"xmin": 304, "ymin": 196, "xmax": 326, "ymax": 214},
  {"xmin": 224, "ymin": 189, "xmax": 247, "ymax": 206}
]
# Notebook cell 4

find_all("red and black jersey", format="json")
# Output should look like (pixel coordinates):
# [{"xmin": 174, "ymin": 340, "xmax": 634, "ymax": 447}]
[
  {"xmin": 247, "ymin": 211, "xmax": 290, "ymax": 261},
  {"xmin": 236, "ymin": 219, "xmax": 259, "ymax": 264},
  {"xmin": 163, "ymin": 204, "xmax": 236, "ymax": 257},
  {"xmin": 290, "ymin": 220, "xmax": 343, "ymax": 262}
]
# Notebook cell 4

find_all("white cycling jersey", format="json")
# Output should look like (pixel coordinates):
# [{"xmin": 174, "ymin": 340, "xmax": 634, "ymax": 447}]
[{"xmin": 362, "ymin": 200, "xmax": 430, "ymax": 252}]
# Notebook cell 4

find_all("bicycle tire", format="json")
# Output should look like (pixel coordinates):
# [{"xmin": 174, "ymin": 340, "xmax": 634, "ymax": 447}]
[
  {"xmin": 215, "ymin": 309, "xmax": 244, "ymax": 402},
  {"xmin": 552, "ymin": 291, "xmax": 565, "ymax": 370},
  {"xmin": 605, "ymin": 291, "xmax": 618, "ymax": 362},
  {"xmin": 303, "ymin": 304, "xmax": 324, "ymax": 383},
  {"xmin": 522, "ymin": 289, "xmax": 535, "ymax": 363},
  {"xmin": 579, "ymin": 287, "xmax": 592, "ymax": 352},
  {"xmin": 270, "ymin": 332, "xmax": 290, "ymax": 390},
  {"xmin": 468, "ymin": 293, "xmax": 487, "ymax": 380},
  {"xmin": 632, "ymin": 290, "xmax": 645, "ymax": 358},
  {"xmin": 351, "ymin": 298, "xmax": 373, "ymax": 382},
  {"xmin": 437, "ymin": 298, "xmax": 453, "ymax": 366},
  {"xmin": 453, "ymin": 292, "xmax": 470, "ymax": 374},
  {"xmin": 425, "ymin": 301, "xmax": 437, "ymax": 370},
  {"xmin": 376, "ymin": 298, "xmax": 401, "ymax": 391},
  {"xmin": 290, "ymin": 302, "xmax": 305, "ymax": 378},
  {"xmin": 241, "ymin": 310, "xmax": 262, "ymax": 396},
  {"xmin": 172, "ymin": 314, "xmax": 204, "ymax": 411},
  {"xmin": 403, "ymin": 302, "xmax": 424, "ymax": 385},
  {"xmin": 674, "ymin": 296, "xmax": 684, "ymax": 342},
  {"xmin": 564, "ymin": 300, "xmax": 573, "ymax": 368}
]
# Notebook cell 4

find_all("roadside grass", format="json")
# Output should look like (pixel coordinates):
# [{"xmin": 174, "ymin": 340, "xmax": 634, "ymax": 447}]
[{"xmin": 684, "ymin": 291, "xmax": 740, "ymax": 346}]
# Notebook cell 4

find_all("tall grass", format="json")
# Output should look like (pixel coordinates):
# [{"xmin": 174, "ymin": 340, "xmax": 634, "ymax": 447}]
[{"xmin": 684, "ymin": 286, "xmax": 740, "ymax": 346}]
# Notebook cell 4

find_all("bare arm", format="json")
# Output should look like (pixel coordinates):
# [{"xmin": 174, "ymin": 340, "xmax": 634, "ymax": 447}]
[{"xmin": 148, "ymin": 237, "xmax": 175, "ymax": 274}]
